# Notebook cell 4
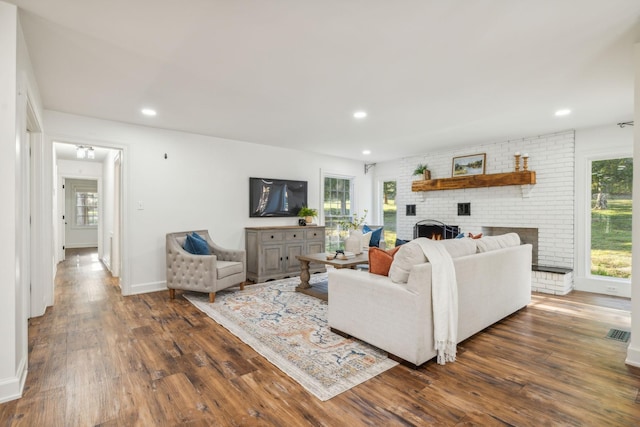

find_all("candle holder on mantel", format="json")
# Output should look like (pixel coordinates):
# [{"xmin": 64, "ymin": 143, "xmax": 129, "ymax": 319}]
[
  {"xmin": 523, "ymin": 153, "xmax": 529, "ymax": 171},
  {"xmin": 514, "ymin": 153, "xmax": 521, "ymax": 172}
]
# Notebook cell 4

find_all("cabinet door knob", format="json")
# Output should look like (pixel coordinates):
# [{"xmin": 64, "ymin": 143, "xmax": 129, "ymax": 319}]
[
  {"xmin": 293, "ymin": 234, "xmax": 296, "ymax": 238},
  {"xmin": 271, "ymin": 235, "xmax": 274, "ymax": 239}
]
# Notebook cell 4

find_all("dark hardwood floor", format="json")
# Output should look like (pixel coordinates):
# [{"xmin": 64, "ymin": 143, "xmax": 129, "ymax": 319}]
[{"xmin": 0, "ymin": 248, "xmax": 638, "ymax": 426}]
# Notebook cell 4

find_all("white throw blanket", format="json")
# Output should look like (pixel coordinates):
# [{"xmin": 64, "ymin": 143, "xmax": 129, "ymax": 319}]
[{"xmin": 415, "ymin": 238, "xmax": 458, "ymax": 365}]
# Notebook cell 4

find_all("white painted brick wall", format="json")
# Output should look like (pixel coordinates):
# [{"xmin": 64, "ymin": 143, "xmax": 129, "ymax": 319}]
[
  {"xmin": 532, "ymin": 271, "xmax": 574, "ymax": 295},
  {"xmin": 397, "ymin": 130, "xmax": 575, "ymax": 268}
]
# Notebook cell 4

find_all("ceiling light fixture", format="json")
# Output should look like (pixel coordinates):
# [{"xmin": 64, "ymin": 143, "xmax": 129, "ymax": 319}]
[
  {"xmin": 142, "ymin": 108, "xmax": 157, "ymax": 116},
  {"xmin": 362, "ymin": 150, "xmax": 371, "ymax": 155},
  {"xmin": 353, "ymin": 111, "xmax": 367, "ymax": 119},
  {"xmin": 555, "ymin": 109, "xmax": 571, "ymax": 116},
  {"xmin": 76, "ymin": 145, "xmax": 95, "ymax": 160}
]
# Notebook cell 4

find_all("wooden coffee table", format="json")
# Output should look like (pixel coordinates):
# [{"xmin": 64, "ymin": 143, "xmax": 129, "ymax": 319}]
[{"xmin": 295, "ymin": 252, "xmax": 369, "ymax": 301}]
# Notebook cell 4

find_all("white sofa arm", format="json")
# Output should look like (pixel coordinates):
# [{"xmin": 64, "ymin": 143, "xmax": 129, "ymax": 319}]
[{"xmin": 328, "ymin": 268, "xmax": 435, "ymax": 365}]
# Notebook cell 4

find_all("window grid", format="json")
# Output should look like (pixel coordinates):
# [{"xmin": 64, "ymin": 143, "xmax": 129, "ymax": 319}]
[
  {"xmin": 323, "ymin": 176, "xmax": 354, "ymax": 252},
  {"xmin": 75, "ymin": 190, "xmax": 98, "ymax": 227}
]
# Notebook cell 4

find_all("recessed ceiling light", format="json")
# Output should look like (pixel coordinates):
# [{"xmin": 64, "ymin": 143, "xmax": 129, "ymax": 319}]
[
  {"xmin": 353, "ymin": 111, "xmax": 367, "ymax": 119},
  {"xmin": 142, "ymin": 108, "xmax": 157, "ymax": 116},
  {"xmin": 362, "ymin": 150, "xmax": 371, "ymax": 155},
  {"xmin": 555, "ymin": 109, "xmax": 571, "ymax": 116}
]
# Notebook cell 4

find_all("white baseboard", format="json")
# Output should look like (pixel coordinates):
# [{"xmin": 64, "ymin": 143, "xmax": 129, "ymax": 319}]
[
  {"xmin": 626, "ymin": 344, "xmax": 640, "ymax": 367},
  {"xmin": 101, "ymin": 256, "xmax": 111, "ymax": 273},
  {"xmin": 65, "ymin": 243, "xmax": 98, "ymax": 249},
  {"xmin": 0, "ymin": 356, "xmax": 27, "ymax": 403},
  {"xmin": 128, "ymin": 280, "xmax": 166, "ymax": 296}
]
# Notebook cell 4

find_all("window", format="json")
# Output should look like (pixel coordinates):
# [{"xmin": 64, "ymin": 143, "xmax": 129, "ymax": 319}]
[
  {"xmin": 323, "ymin": 176, "xmax": 354, "ymax": 252},
  {"xmin": 381, "ymin": 180, "xmax": 397, "ymax": 248},
  {"xmin": 590, "ymin": 157, "xmax": 632, "ymax": 279},
  {"xmin": 75, "ymin": 189, "xmax": 98, "ymax": 227}
]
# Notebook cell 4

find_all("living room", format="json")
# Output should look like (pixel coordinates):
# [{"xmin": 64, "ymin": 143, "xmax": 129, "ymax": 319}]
[{"xmin": 1, "ymin": 1, "xmax": 640, "ymax": 423}]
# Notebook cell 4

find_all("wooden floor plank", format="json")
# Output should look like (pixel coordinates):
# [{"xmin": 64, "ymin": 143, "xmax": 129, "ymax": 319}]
[{"xmin": 0, "ymin": 248, "xmax": 638, "ymax": 426}]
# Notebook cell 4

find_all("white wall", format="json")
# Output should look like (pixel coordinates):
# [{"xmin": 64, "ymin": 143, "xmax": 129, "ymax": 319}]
[
  {"xmin": 44, "ymin": 110, "xmax": 370, "ymax": 295},
  {"xmin": 0, "ymin": 3, "xmax": 20, "ymax": 403},
  {"xmin": 64, "ymin": 178, "xmax": 98, "ymax": 248},
  {"xmin": 0, "ymin": 2, "xmax": 45, "ymax": 403},
  {"xmin": 574, "ymin": 124, "xmax": 634, "ymax": 296},
  {"xmin": 376, "ymin": 131, "xmax": 575, "ymax": 268},
  {"xmin": 626, "ymin": 42, "xmax": 640, "ymax": 367}
]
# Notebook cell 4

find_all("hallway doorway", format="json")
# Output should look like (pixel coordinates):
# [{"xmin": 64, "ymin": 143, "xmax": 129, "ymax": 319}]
[{"xmin": 53, "ymin": 142, "xmax": 124, "ymax": 286}]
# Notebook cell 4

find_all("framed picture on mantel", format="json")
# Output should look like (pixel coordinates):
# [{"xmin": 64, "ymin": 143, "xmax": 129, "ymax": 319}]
[{"xmin": 452, "ymin": 153, "xmax": 486, "ymax": 177}]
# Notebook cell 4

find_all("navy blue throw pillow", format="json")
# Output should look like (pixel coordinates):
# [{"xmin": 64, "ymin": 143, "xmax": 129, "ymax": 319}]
[
  {"xmin": 191, "ymin": 232, "xmax": 207, "ymax": 243},
  {"xmin": 363, "ymin": 225, "xmax": 383, "ymax": 247},
  {"xmin": 395, "ymin": 238, "xmax": 410, "ymax": 247},
  {"xmin": 184, "ymin": 233, "xmax": 211, "ymax": 255}
]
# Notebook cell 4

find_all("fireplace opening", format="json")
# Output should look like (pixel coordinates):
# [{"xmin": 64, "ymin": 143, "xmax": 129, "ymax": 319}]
[{"xmin": 481, "ymin": 226, "xmax": 538, "ymax": 266}]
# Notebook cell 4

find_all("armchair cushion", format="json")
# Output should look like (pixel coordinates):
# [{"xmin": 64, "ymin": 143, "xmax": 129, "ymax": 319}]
[
  {"xmin": 184, "ymin": 233, "xmax": 211, "ymax": 255},
  {"xmin": 217, "ymin": 260, "xmax": 244, "ymax": 279}
]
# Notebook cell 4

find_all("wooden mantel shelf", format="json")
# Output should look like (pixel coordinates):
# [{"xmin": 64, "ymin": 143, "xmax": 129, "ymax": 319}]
[{"xmin": 412, "ymin": 171, "xmax": 536, "ymax": 192}]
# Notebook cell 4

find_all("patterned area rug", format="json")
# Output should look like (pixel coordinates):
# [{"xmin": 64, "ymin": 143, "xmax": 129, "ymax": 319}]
[{"xmin": 184, "ymin": 273, "xmax": 397, "ymax": 401}]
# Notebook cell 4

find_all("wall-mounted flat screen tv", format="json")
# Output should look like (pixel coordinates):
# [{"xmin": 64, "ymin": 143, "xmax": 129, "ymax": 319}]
[{"xmin": 249, "ymin": 177, "xmax": 308, "ymax": 217}]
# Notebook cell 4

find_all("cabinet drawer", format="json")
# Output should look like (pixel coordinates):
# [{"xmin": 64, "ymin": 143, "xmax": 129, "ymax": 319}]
[
  {"xmin": 261, "ymin": 231, "xmax": 284, "ymax": 242},
  {"xmin": 305, "ymin": 229, "xmax": 323, "ymax": 240},
  {"xmin": 285, "ymin": 231, "xmax": 304, "ymax": 241}
]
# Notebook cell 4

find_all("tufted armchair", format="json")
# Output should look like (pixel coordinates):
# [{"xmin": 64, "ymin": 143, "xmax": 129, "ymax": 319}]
[{"xmin": 166, "ymin": 230, "xmax": 246, "ymax": 302}]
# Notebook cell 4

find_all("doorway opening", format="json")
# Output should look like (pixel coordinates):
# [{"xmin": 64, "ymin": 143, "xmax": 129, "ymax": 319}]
[{"xmin": 54, "ymin": 142, "xmax": 124, "ymax": 288}]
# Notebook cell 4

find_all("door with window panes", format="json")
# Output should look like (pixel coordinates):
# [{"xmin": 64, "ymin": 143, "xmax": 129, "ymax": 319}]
[{"xmin": 323, "ymin": 176, "xmax": 354, "ymax": 252}]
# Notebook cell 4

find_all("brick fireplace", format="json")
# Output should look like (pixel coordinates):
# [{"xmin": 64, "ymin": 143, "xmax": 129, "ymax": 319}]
[
  {"xmin": 482, "ymin": 226, "xmax": 573, "ymax": 295},
  {"xmin": 394, "ymin": 130, "xmax": 575, "ymax": 295}
]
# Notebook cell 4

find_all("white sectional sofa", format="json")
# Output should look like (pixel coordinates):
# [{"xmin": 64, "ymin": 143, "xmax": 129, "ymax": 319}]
[{"xmin": 328, "ymin": 235, "xmax": 532, "ymax": 367}]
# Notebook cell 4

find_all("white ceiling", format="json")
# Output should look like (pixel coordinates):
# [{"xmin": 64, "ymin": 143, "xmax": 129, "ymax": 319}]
[{"xmin": 9, "ymin": 0, "xmax": 640, "ymax": 162}]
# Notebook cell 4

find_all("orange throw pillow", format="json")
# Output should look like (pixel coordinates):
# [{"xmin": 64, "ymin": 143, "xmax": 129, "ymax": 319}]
[
  {"xmin": 369, "ymin": 246, "xmax": 401, "ymax": 276},
  {"xmin": 468, "ymin": 232, "xmax": 483, "ymax": 239}
]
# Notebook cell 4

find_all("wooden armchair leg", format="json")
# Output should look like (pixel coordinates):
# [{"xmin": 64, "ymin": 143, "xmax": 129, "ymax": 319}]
[
  {"xmin": 240, "ymin": 281, "xmax": 246, "ymax": 291},
  {"xmin": 209, "ymin": 292, "xmax": 216, "ymax": 303},
  {"xmin": 169, "ymin": 289, "xmax": 176, "ymax": 299}
]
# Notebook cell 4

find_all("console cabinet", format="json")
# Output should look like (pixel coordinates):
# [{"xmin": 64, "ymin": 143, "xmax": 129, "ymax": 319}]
[{"xmin": 245, "ymin": 226, "xmax": 326, "ymax": 283}]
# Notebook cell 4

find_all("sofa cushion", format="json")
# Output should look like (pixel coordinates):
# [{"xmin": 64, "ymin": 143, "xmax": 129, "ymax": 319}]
[
  {"xmin": 184, "ymin": 233, "xmax": 211, "ymax": 255},
  {"xmin": 389, "ymin": 238, "xmax": 478, "ymax": 283},
  {"xmin": 389, "ymin": 241, "xmax": 427, "ymax": 283},
  {"xmin": 475, "ymin": 233, "xmax": 521, "ymax": 253},
  {"xmin": 368, "ymin": 246, "xmax": 401, "ymax": 276},
  {"xmin": 363, "ymin": 225, "xmax": 383, "ymax": 247},
  {"xmin": 439, "ymin": 238, "xmax": 477, "ymax": 258}
]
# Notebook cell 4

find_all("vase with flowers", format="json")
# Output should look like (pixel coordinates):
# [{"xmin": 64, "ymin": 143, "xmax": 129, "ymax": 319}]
[{"xmin": 339, "ymin": 210, "xmax": 368, "ymax": 254}]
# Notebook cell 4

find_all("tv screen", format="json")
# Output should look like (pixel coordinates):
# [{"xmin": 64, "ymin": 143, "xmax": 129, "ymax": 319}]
[{"xmin": 249, "ymin": 177, "xmax": 308, "ymax": 217}]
